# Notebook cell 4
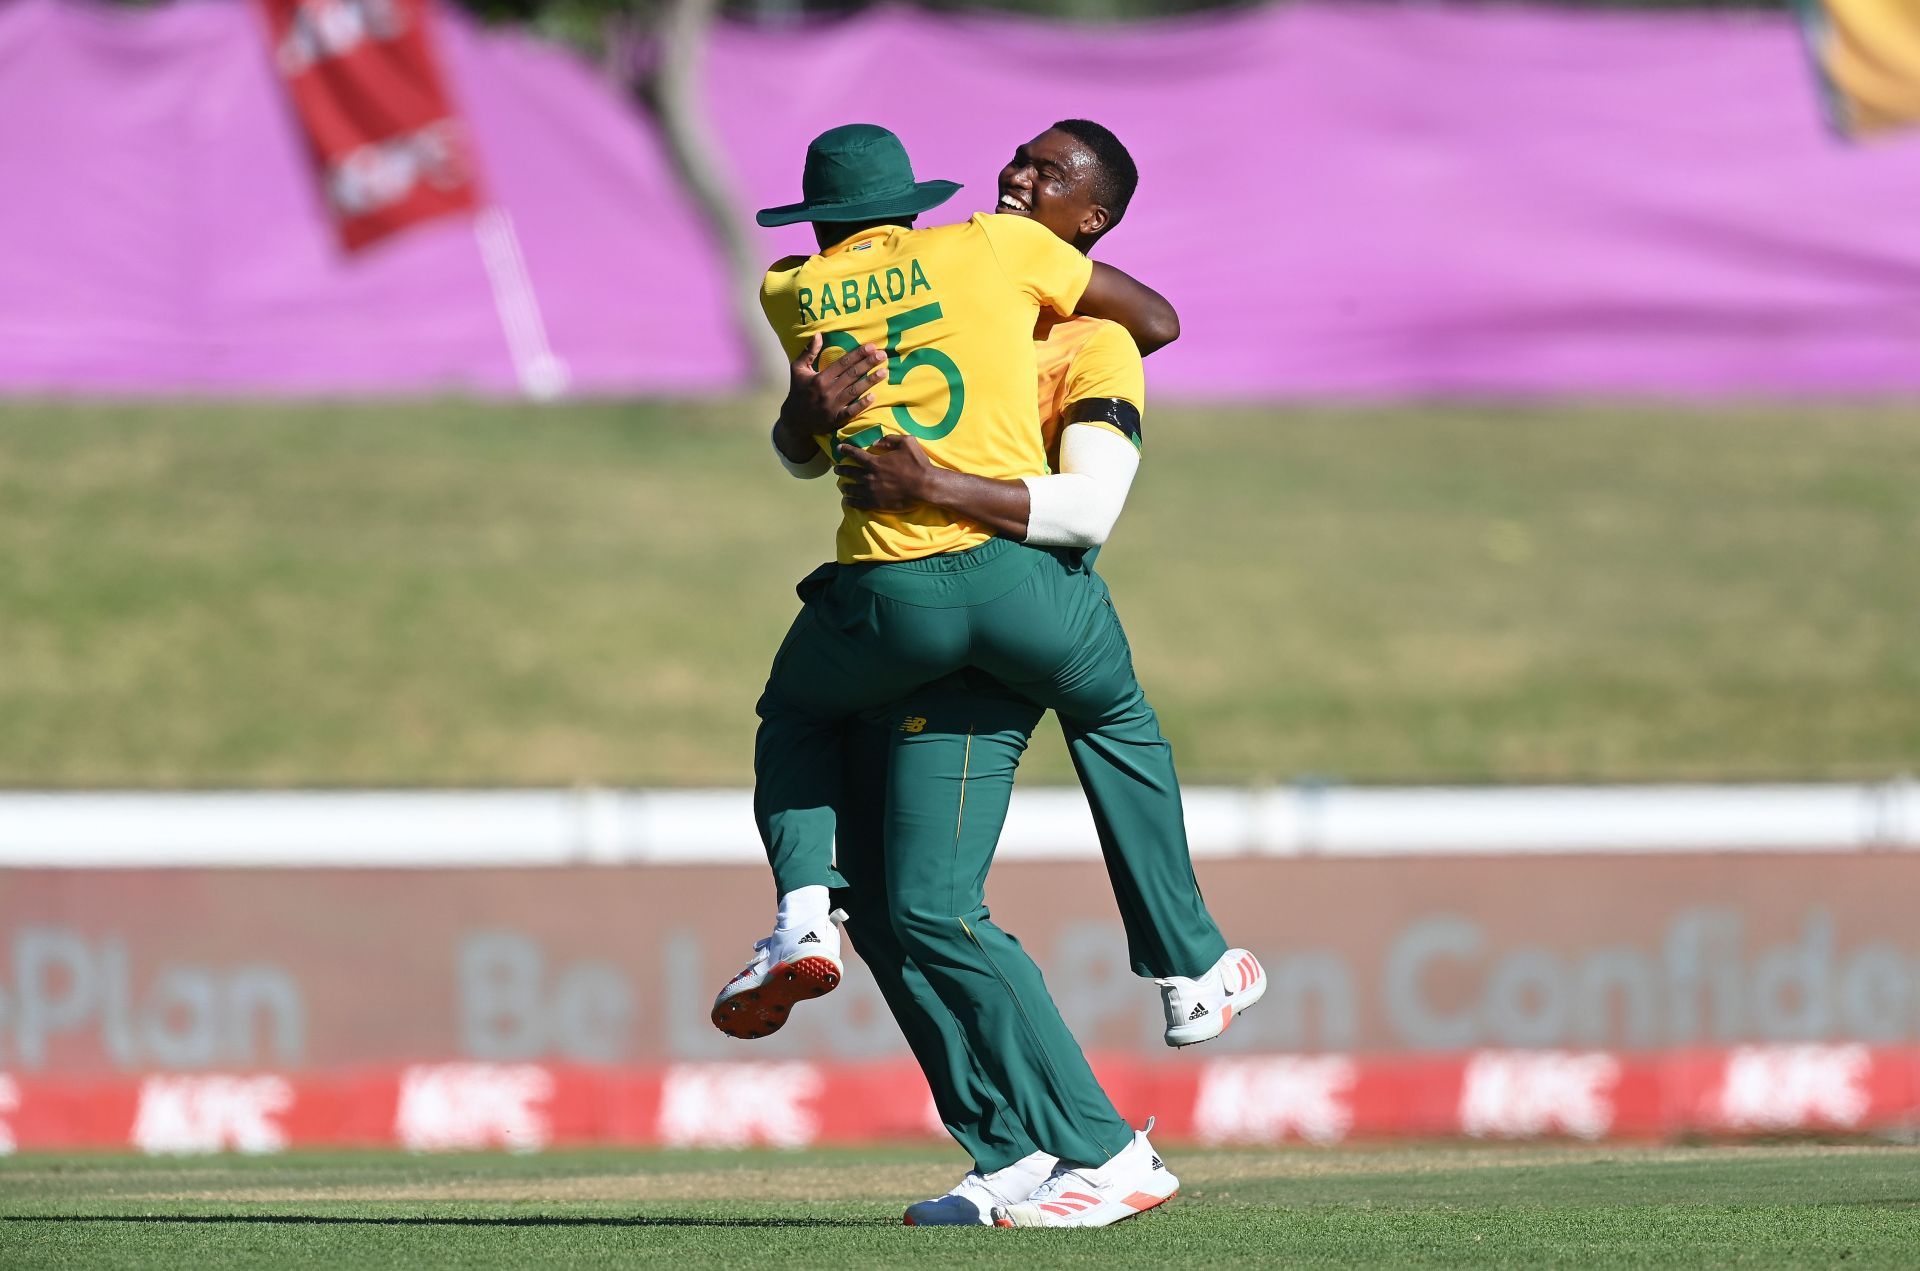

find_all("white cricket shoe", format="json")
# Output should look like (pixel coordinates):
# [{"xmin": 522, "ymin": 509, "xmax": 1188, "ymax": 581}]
[
  {"xmin": 709, "ymin": 909, "xmax": 847, "ymax": 1039},
  {"xmin": 902, "ymin": 1150, "xmax": 1056, "ymax": 1226},
  {"xmin": 992, "ymin": 1121, "xmax": 1178, "ymax": 1228},
  {"xmin": 1159, "ymin": 947, "xmax": 1266, "ymax": 1047}
]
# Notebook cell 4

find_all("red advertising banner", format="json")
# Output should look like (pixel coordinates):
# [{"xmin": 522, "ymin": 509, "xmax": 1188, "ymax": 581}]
[
  {"xmin": 256, "ymin": 0, "xmax": 481, "ymax": 250},
  {"xmin": 6, "ymin": 1046, "xmax": 1917, "ymax": 1153}
]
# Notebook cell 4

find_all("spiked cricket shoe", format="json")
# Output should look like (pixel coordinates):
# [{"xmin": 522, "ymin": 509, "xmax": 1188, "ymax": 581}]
[
  {"xmin": 710, "ymin": 909, "xmax": 847, "ymax": 1039},
  {"xmin": 992, "ymin": 1122, "xmax": 1178, "ymax": 1228},
  {"xmin": 903, "ymin": 1150, "xmax": 1055, "ymax": 1226},
  {"xmin": 1159, "ymin": 947, "xmax": 1266, "ymax": 1047}
]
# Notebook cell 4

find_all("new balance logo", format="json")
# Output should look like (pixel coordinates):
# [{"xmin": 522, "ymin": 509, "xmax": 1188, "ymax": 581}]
[
  {"xmin": 798, "ymin": 931, "xmax": 821, "ymax": 945},
  {"xmin": 1188, "ymin": 1003, "xmax": 1209, "ymax": 1021},
  {"xmin": 899, "ymin": 715, "xmax": 928, "ymax": 734}
]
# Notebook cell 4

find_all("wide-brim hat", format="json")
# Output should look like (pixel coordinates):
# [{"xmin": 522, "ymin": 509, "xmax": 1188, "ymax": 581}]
[{"xmin": 756, "ymin": 123, "xmax": 961, "ymax": 228}]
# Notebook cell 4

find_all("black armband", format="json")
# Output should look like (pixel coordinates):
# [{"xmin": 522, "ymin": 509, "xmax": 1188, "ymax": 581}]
[{"xmin": 1063, "ymin": 397, "xmax": 1143, "ymax": 448}]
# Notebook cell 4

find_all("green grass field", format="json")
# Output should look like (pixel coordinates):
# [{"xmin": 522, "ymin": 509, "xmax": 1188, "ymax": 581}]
[
  {"xmin": 2, "ymin": 398, "xmax": 1915, "ymax": 787},
  {"xmin": 3, "ymin": 1144, "xmax": 1918, "ymax": 1267}
]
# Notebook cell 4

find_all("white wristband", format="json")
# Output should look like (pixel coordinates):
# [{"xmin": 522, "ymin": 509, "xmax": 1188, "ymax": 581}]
[{"xmin": 773, "ymin": 424, "xmax": 832, "ymax": 479}]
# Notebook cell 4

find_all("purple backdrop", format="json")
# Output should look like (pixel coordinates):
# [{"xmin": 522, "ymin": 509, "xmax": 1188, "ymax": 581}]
[
  {"xmin": 0, "ymin": 0, "xmax": 744, "ymax": 394},
  {"xmin": 3, "ymin": 0, "xmax": 1920, "ymax": 398}
]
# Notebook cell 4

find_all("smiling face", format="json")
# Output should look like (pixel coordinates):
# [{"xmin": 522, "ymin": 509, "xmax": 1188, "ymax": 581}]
[{"xmin": 996, "ymin": 128, "xmax": 1110, "ymax": 253}]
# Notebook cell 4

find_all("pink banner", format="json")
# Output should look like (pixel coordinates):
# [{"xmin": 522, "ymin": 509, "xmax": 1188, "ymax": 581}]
[
  {"xmin": 0, "ymin": 0, "xmax": 740, "ymax": 394},
  {"xmin": 3, "ymin": 1, "xmax": 1920, "ymax": 396}
]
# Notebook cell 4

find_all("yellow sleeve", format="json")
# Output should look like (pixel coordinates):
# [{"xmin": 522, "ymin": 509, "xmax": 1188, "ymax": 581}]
[
  {"xmin": 758, "ymin": 258, "xmax": 810, "ymax": 359},
  {"xmin": 1813, "ymin": 0, "xmax": 1920, "ymax": 136},
  {"xmin": 1063, "ymin": 321, "xmax": 1146, "ymax": 414},
  {"xmin": 1059, "ymin": 321, "xmax": 1146, "ymax": 451},
  {"xmin": 975, "ymin": 213, "xmax": 1094, "ymax": 317}
]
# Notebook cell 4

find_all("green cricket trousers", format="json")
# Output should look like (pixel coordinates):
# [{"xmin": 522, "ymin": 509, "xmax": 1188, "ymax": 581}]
[
  {"xmin": 758, "ymin": 534, "xmax": 1114, "ymax": 895},
  {"xmin": 832, "ymin": 660, "xmax": 1228, "ymax": 1171},
  {"xmin": 757, "ymin": 535, "xmax": 1226, "ymax": 976},
  {"xmin": 756, "ymin": 537, "xmax": 1226, "ymax": 1167}
]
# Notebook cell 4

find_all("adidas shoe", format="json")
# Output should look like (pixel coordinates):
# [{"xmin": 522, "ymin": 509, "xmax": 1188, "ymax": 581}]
[
  {"xmin": 1158, "ymin": 948, "xmax": 1266, "ymax": 1047},
  {"xmin": 902, "ymin": 1150, "xmax": 1055, "ymax": 1226},
  {"xmin": 991, "ymin": 1121, "xmax": 1178, "ymax": 1228},
  {"xmin": 710, "ymin": 909, "xmax": 847, "ymax": 1039}
]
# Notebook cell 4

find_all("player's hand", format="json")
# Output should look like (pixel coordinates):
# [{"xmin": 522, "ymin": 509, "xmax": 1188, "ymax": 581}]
[
  {"xmin": 777, "ymin": 336, "xmax": 885, "ymax": 437},
  {"xmin": 837, "ymin": 434, "xmax": 936, "ymax": 511}
]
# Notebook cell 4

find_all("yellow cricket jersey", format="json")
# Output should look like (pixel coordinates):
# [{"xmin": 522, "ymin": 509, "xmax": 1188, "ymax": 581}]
[
  {"xmin": 1034, "ymin": 312, "xmax": 1146, "ymax": 466},
  {"xmin": 1803, "ymin": 0, "xmax": 1920, "ymax": 137},
  {"xmin": 761, "ymin": 212, "xmax": 1094, "ymax": 564}
]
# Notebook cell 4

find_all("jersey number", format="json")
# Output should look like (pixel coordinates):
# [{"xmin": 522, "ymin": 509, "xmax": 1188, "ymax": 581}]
[{"xmin": 821, "ymin": 302, "xmax": 965, "ymax": 449}]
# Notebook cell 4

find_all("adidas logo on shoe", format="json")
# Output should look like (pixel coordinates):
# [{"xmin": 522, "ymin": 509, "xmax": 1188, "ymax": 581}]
[
  {"xmin": 798, "ymin": 931, "xmax": 821, "ymax": 944},
  {"xmin": 1150, "ymin": 1155, "xmax": 1164, "ymax": 1170},
  {"xmin": 1161, "ymin": 947, "xmax": 1267, "ymax": 1049}
]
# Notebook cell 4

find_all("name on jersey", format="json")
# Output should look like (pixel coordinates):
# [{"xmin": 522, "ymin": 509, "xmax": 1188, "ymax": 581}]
[{"xmin": 797, "ymin": 259, "xmax": 933, "ymax": 324}]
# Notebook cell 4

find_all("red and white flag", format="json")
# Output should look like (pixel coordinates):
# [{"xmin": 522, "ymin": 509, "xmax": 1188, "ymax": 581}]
[{"xmin": 255, "ymin": 0, "xmax": 481, "ymax": 251}]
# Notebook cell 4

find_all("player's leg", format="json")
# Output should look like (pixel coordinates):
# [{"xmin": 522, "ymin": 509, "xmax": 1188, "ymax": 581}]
[
  {"xmin": 832, "ymin": 699, "xmax": 1056, "ymax": 1224},
  {"xmin": 1060, "ymin": 699, "xmax": 1267, "ymax": 1047},
  {"xmin": 973, "ymin": 552, "xmax": 1264, "ymax": 1045},
  {"xmin": 751, "ymin": 547, "xmax": 1036, "ymax": 894},
  {"xmin": 750, "ymin": 568, "xmax": 905, "ymax": 896},
  {"xmin": 833, "ymin": 710, "xmax": 1044, "ymax": 1171},
  {"xmin": 719, "ymin": 565, "xmax": 965, "ymax": 1038},
  {"xmin": 1060, "ymin": 695, "xmax": 1226, "ymax": 980},
  {"xmin": 723, "ymin": 542, "xmax": 1041, "ymax": 1036},
  {"xmin": 882, "ymin": 684, "xmax": 1180, "ymax": 1225},
  {"xmin": 879, "ymin": 686, "xmax": 1137, "ymax": 1170}
]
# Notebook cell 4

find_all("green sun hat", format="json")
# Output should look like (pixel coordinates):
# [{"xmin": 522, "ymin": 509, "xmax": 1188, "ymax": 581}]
[{"xmin": 756, "ymin": 124, "xmax": 962, "ymax": 228}]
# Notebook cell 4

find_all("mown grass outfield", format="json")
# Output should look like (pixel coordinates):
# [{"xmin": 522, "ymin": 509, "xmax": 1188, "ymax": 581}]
[
  {"xmin": 3, "ymin": 1144, "xmax": 1918, "ymax": 1268},
  {"xmin": 1, "ymin": 399, "xmax": 1914, "ymax": 787}
]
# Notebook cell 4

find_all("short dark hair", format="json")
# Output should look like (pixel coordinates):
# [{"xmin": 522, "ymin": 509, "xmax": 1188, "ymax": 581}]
[{"xmin": 1051, "ymin": 119, "xmax": 1138, "ymax": 238}]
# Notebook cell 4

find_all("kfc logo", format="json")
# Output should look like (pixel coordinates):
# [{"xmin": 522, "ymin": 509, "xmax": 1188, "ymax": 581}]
[
  {"xmin": 1459, "ymin": 1051, "xmax": 1619, "ymax": 1140},
  {"xmin": 1193, "ymin": 1056, "xmax": 1356, "ymax": 1146},
  {"xmin": 325, "ymin": 122, "xmax": 471, "ymax": 218},
  {"xmin": 395, "ymin": 1062, "xmax": 555, "ymax": 1153},
  {"xmin": 1716, "ymin": 1044, "xmax": 1872, "ymax": 1131},
  {"xmin": 131, "ymin": 1075, "xmax": 293, "ymax": 1155},
  {"xmin": 657, "ymin": 1063, "xmax": 823, "ymax": 1149}
]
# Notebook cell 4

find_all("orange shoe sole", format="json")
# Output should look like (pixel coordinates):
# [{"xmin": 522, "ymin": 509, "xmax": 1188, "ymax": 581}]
[
  {"xmin": 1126, "ymin": 1188, "xmax": 1178, "ymax": 1220},
  {"xmin": 992, "ymin": 1189, "xmax": 1177, "ymax": 1228},
  {"xmin": 710, "ymin": 956, "xmax": 842, "ymax": 1039}
]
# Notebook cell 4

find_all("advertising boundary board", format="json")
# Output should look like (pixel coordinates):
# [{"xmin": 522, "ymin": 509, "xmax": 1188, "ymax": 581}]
[
  {"xmin": 9, "ymin": 855, "xmax": 1920, "ymax": 1066},
  {"xmin": 8, "ymin": 787, "xmax": 1920, "ymax": 1151}
]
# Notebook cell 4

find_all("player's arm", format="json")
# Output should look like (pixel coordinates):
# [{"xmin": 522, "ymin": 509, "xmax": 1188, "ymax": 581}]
[
  {"xmin": 981, "ymin": 213, "xmax": 1181, "ymax": 354},
  {"xmin": 840, "ymin": 438, "xmax": 1030, "ymax": 537},
  {"xmin": 1075, "ymin": 263, "xmax": 1180, "ymax": 355},
  {"xmin": 770, "ymin": 336, "xmax": 886, "ymax": 477},
  {"xmin": 837, "ymin": 405, "xmax": 1140, "ymax": 548}
]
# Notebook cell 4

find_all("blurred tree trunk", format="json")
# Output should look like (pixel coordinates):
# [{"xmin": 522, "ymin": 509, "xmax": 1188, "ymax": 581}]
[{"xmin": 608, "ymin": 0, "xmax": 786, "ymax": 387}]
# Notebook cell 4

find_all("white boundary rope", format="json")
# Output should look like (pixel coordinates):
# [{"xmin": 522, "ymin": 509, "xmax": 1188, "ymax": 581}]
[{"xmin": 0, "ymin": 782, "xmax": 1913, "ymax": 868}]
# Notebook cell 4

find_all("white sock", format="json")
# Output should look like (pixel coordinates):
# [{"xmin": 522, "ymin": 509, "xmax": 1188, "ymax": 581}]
[{"xmin": 775, "ymin": 884, "xmax": 830, "ymax": 932}]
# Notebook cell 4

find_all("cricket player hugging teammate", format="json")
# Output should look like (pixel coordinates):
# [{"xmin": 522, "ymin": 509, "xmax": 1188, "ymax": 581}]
[{"xmin": 714, "ymin": 122, "xmax": 1268, "ymax": 1229}]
